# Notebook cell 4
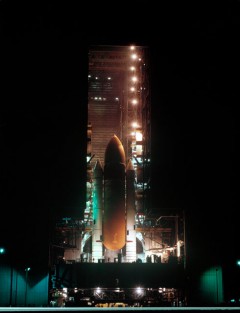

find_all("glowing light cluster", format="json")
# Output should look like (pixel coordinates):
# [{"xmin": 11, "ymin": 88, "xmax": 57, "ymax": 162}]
[{"xmin": 128, "ymin": 45, "xmax": 143, "ymax": 160}]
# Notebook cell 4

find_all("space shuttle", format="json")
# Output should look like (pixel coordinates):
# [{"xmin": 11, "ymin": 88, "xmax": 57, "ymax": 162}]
[
  {"xmin": 91, "ymin": 134, "xmax": 136, "ymax": 263},
  {"xmin": 63, "ymin": 133, "xmax": 183, "ymax": 265}
]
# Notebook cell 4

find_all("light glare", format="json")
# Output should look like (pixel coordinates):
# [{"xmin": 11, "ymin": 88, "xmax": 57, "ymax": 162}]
[
  {"xmin": 136, "ymin": 132, "xmax": 142, "ymax": 141},
  {"xmin": 131, "ymin": 53, "xmax": 137, "ymax": 60}
]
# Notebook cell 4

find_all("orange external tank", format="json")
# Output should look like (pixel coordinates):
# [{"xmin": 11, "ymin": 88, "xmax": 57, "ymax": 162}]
[{"xmin": 103, "ymin": 135, "xmax": 126, "ymax": 251}]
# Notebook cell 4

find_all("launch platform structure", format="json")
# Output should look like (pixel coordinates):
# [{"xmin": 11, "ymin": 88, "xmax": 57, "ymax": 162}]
[{"xmin": 49, "ymin": 45, "xmax": 187, "ymax": 307}]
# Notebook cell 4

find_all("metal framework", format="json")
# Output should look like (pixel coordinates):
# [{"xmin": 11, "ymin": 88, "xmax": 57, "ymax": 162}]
[{"xmin": 49, "ymin": 286, "xmax": 185, "ymax": 307}]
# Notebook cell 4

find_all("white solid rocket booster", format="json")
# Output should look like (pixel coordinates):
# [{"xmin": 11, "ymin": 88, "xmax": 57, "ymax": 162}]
[
  {"xmin": 126, "ymin": 159, "xmax": 136, "ymax": 262},
  {"xmin": 92, "ymin": 159, "xmax": 103, "ymax": 262}
]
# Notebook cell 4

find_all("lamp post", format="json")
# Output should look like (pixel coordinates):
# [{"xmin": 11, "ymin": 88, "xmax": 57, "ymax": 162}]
[
  {"xmin": 216, "ymin": 268, "xmax": 219, "ymax": 306},
  {"xmin": 9, "ymin": 263, "xmax": 13, "ymax": 306},
  {"xmin": 24, "ymin": 267, "xmax": 31, "ymax": 306},
  {"xmin": 0, "ymin": 247, "xmax": 13, "ymax": 306},
  {"xmin": 15, "ymin": 269, "xmax": 18, "ymax": 306}
]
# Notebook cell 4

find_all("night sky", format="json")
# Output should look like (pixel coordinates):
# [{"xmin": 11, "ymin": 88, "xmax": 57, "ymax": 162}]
[{"xmin": 0, "ymin": 1, "xmax": 239, "ymax": 281}]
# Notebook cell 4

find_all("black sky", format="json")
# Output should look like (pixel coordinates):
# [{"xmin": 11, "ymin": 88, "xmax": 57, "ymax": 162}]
[{"xmin": 0, "ymin": 1, "xmax": 239, "ymax": 270}]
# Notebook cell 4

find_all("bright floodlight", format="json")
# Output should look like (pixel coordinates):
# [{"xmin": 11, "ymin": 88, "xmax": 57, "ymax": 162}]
[
  {"xmin": 132, "ymin": 122, "xmax": 138, "ymax": 128},
  {"xmin": 130, "ymin": 87, "xmax": 135, "ymax": 92},
  {"xmin": 130, "ymin": 66, "xmax": 136, "ymax": 71},
  {"xmin": 131, "ymin": 76, "xmax": 137, "ymax": 82},
  {"xmin": 132, "ymin": 99, "xmax": 138, "ymax": 105},
  {"xmin": 131, "ymin": 53, "xmax": 137, "ymax": 60},
  {"xmin": 130, "ymin": 46, "xmax": 135, "ymax": 50},
  {"xmin": 136, "ymin": 287, "xmax": 142, "ymax": 294},
  {"xmin": 136, "ymin": 132, "xmax": 142, "ymax": 141},
  {"xmin": 0, "ymin": 248, "xmax": 5, "ymax": 254}
]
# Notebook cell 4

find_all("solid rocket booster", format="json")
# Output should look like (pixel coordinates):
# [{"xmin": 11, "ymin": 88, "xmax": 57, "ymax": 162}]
[
  {"xmin": 92, "ymin": 159, "xmax": 103, "ymax": 261},
  {"xmin": 103, "ymin": 135, "xmax": 126, "ymax": 251},
  {"xmin": 126, "ymin": 159, "xmax": 136, "ymax": 262}
]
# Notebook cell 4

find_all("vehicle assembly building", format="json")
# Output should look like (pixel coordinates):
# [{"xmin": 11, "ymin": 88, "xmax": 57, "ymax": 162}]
[{"xmin": 50, "ymin": 45, "xmax": 187, "ymax": 307}]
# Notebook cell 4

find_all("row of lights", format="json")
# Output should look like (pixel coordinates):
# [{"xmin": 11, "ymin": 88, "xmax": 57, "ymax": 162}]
[
  {"xmin": 88, "ymin": 75, "xmax": 112, "ymax": 80},
  {"xmin": 89, "ymin": 97, "xmax": 119, "ymax": 102},
  {"xmin": 128, "ymin": 45, "xmax": 143, "ymax": 158}
]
